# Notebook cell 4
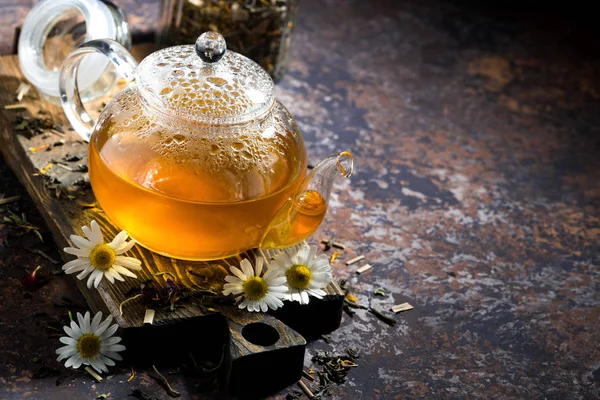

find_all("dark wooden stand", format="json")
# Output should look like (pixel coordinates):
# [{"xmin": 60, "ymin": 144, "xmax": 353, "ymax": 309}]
[{"xmin": 0, "ymin": 46, "xmax": 344, "ymax": 397}]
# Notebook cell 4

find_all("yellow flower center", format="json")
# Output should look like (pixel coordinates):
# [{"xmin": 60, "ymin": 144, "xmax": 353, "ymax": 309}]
[
  {"xmin": 77, "ymin": 333, "xmax": 101, "ymax": 359},
  {"xmin": 286, "ymin": 264, "xmax": 312, "ymax": 290},
  {"xmin": 243, "ymin": 276, "xmax": 268, "ymax": 300},
  {"xmin": 89, "ymin": 244, "xmax": 116, "ymax": 270}
]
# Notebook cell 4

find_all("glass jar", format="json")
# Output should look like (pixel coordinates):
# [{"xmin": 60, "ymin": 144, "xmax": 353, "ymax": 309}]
[
  {"xmin": 158, "ymin": 0, "xmax": 298, "ymax": 82},
  {"xmin": 18, "ymin": 0, "xmax": 131, "ymax": 104}
]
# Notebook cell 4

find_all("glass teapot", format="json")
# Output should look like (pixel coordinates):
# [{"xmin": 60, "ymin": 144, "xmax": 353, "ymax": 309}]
[{"xmin": 59, "ymin": 32, "xmax": 353, "ymax": 260}]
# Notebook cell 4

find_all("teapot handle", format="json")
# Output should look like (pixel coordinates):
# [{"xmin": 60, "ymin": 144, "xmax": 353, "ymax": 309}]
[{"xmin": 59, "ymin": 39, "xmax": 138, "ymax": 142}]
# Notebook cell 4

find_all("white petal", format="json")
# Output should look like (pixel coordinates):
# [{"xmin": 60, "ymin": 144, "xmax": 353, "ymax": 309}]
[
  {"xmin": 267, "ymin": 276, "xmax": 287, "ymax": 286},
  {"xmin": 99, "ymin": 324, "xmax": 119, "ymax": 340},
  {"xmin": 307, "ymin": 245, "xmax": 318, "ymax": 262},
  {"xmin": 64, "ymin": 354, "xmax": 77, "ymax": 368},
  {"xmin": 99, "ymin": 354, "xmax": 115, "ymax": 367},
  {"xmin": 70, "ymin": 235, "xmax": 93, "ymax": 251},
  {"xmin": 71, "ymin": 354, "xmax": 83, "ymax": 369},
  {"xmin": 104, "ymin": 271, "xmax": 115, "ymax": 284},
  {"xmin": 83, "ymin": 312, "xmax": 91, "ymax": 332},
  {"xmin": 94, "ymin": 271, "xmax": 105, "ymax": 288},
  {"xmin": 268, "ymin": 285, "xmax": 289, "ymax": 294},
  {"xmin": 76, "ymin": 312, "xmax": 86, "ymax": 333},
  {"xmin": 94, "ymin": 314, "xmax": 113, "ymax": 336},
  {"xmin": 90, "ymin": 312, "xmax": 103, "ymax": 333},
  {"xmin": 265, "ymin": 294, "xmax": 284, "ymax": 310},
  {"xmin": 222, "ymin": 283, "xmax": 243, "ymax": 295},
  {"xmin": 99, "ymin": 350, "xmax": 122, "ymax": 361},
  {"xmin": 112, "ymin": 265, "xmax": 137, "ymax": 279},
  {"xmin": 102, "ymin": 336, "xmax": 122, "ymax": 345},
  {"xmin": 254, "ymin": 257, "xmax": 264, "ymax": 276},
  {"xmin": 89, "ymin": 357, "xmax": 106, "ymax": 373},
  {"xmin": 56, "ymin": 346, "xmax": 77, "ymax": 361},
  {"xmin": 108, "ymin": 231, "xmax": 128, "ymax": 250},
  {"xmin": 300, "ymin": 291, "xmax": 310, "ymax": 305},
  {"xmin": 274, "ymin": 252, "xmax": 292, "ymax": 270},
  {"xmin": 229, "ymin": 266, "xmax": 246, "ymax": 281},
  {"xmin": 114, "ymin": 239, "xmax": 135, "ymax": 255},
  {"xmin": 259, "ymin": 300, "xmax": 268, "ymax": 312},
  {"xmin": 63, "ymin": 247, "xmax": 90, "ymax": 257},
  {"xmin": 263, "ymin": 266, "xmax": 282, "ymax": 281},
  {"xmin": 104, "ymin": 343, "xmax": 126, "ymax": 352},
  {"xmin": 70, "ymin": 320, "xmax": 82, "ymax": 336},
  {"xmin": 89, "ymin": 220, "xmax": 104, "ymax": 245},
  {"xmin": 307, "ymin": 288, "xmax": 326, "ymax": 299},
  {"xmin": 76, "ymin": 266, "xmax": 95, "ymax": 280},
  {"xmin": 240, "ymin": 259, "xmax": 254, "ymax": 277},
  {"xmin": 63, "ymin": 326, "xmax": 81, "ymax": 339},
  {"xmin": 87, "ymin": 270, "xmax": 101, "ymax": 289},
  {"xmin": 82, "ymin": 225, "xmax": 99, "ymax": 246},
  {"xmin": 107, "ymin": 268, "xmax": 125, "ymax": 282},
  {"xmin": 59, "ymin": 336, "xmax": 77, "ymax": 345},
  {"xmin": 114, "ymin": 256, "xmax": 142, "ymax": 270},
  {"xmin": 224, "ymin": 275, "xmax": 243, "ymax": 284},
  {"xmin": 62, "ymin": 258, "xmax": 89, "ymax": 271},
  {"xmin": 64, "ymin": 263, "xmax": 91, "ymax": 275}
]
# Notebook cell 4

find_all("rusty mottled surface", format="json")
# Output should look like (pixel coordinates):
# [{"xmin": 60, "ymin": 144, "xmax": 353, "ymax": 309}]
[{"xmin": 1, "ymin": 0, "xmax": 600, "ymax": 399}]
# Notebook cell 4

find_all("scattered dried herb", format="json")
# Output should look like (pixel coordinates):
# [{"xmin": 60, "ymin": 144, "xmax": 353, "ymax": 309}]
[
  {"xmin": 64, "ymin": 154, "xmax": 83, "ymax": 162},
  {"xmin": 96, "ymin": 394, "xmax": 108, "ymax": 400},
  {"xmin": 323, "ymin": 235, "xmax": 336, "ymax": 251},
  {"xmin": 329, "ymin": 251, "xmax": 340, "ymax": 263},
  {"xmin": 297, "ymin": 380, "xmax": 314, "ymax": 399},
  {"xmin": 0, "ymin": 195, "xmax": 20, "ymax": 205},
  {"xmin": 3, "ymin": 210, "xmax": 43, "ymax": 242},
  {"xmin": 368, "ymin": 307, "xmax": 396, "ymax": 326},
  {"xmin": 152, "ymin": 365, "xmax": 181, "ymax": 398},
  {"xmin": 163, "ymin": 0, "xmax": 298, "ymax": 81},
  {"xmin": 374, "ymin": 288, "xmax": 386, "ymax": 297},
  {"xmin": 391, "ymin": 302, "xmax": 414, "ymax": 314},
  {"xmin": 13, "ymin": 115, "xmax": 63, "ymax": 138},
  {"xmin": 29, "ymin": 144, "xmax": 50, "ymax": 153},
  {"xmin": 39, "ymin": 163, "xmax": 54, "ymax": 175},
  {"xmin": 144, "ymin": 309, "xmax": 156, "ymax": 325},
  {"xmin": 4, "ymin": 104, "xmax": 27, "ymax": 110},
  {"xmin": 21, "ymin": 265, "xmax": 49, "ymax": 290},
  {"xmin": 123, "ymin": 279, "xmax": 189, "ymax": 313},
  {"xmin": 15, "ymin": 82, "xmax": 31, "ymax": 101},
  {"xmin": 85, "ymin": 366, "xmax": 103, "ymax": 382},
  {"xmin": 286, "ymin": 390, "xmax": 303, "ymax": 400},
  {"xmin": 346, "ymin": 255, "xmax": 365, "ymax": 266},
  {"xmin": 355, "ymin": 264, "xmax": 372, "ymax": 274},
  {"xmin": 128, "ymin": 367, "xmax": 136, "ymax": 382},
  {"xmin": 302, "ymin": 370, "xmax": 315, "ymax": 382}
]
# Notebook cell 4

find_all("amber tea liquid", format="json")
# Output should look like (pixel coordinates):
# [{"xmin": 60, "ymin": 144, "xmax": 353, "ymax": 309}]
[{"xmin": 88, "ymin": 92, "xmax": 314, "ymax": 260}]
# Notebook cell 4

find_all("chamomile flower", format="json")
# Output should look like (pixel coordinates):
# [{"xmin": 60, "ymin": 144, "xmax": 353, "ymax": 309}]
[
  {"xmin": 222, "ymin": 257, "xmax": 288, "ymax": 312},
  {"xmin": 272, "ymin": 244, "xmax": 333, "ymax": 305},
  {"xmin": 62, "ymin": 220, "xmax": 142, "ymax": 289},
  {"xmin": 56, "ymin": 311, "xmax": 125, "ymax": 373}
]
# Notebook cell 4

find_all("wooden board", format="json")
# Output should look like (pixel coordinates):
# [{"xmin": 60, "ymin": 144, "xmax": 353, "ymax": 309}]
[{"xmin": 0, "ymin": 45, "xmax": 344, "ymax": 396}]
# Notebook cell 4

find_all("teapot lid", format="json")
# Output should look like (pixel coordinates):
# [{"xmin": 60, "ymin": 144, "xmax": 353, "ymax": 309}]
[{"xmin": 136, "ymin": 31, "xmax": 275, "ymax": 125}]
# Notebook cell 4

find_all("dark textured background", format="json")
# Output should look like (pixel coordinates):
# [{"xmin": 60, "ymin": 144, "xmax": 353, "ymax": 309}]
[{"xmin": 1, "ymin": 0, "xmax": 600, "ymax": 399}]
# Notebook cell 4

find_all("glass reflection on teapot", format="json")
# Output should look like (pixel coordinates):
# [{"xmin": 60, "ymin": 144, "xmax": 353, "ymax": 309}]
[{"xmin": 60, "ymin": 32, "xmax": 353, "ymax": 260}]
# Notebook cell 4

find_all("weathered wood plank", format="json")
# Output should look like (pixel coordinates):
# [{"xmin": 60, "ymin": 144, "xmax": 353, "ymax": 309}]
[{"xmin": 0, "ymin": 45, "xmax": 342, "ymax": 331}]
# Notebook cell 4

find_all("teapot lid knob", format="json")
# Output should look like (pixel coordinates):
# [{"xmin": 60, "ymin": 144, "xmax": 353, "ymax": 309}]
[{"xmin": 195, "ymin": 31, "xmax": 227, "ymax": 64}]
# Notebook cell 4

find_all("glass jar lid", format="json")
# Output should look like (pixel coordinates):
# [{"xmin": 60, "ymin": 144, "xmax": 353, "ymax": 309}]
[
  {"xmin": 18, "ymin": 0, "xmax": 131, "ymax": 101},
  {"xmin": 136, "ymin": 32, "xmax": 275, "ymax": 126}
]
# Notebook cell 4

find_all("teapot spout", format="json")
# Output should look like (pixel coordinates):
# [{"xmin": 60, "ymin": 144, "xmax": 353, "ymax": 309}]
[
  {"xmin": 260, "ymin": 151, "xmax": 354, "ymax": 249},
  {"xmin": 300, "ymin": 150, "xmax": 354, "ymax": 206}
]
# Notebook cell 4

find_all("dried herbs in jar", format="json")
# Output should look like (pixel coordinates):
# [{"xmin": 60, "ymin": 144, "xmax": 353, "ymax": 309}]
[{"xmin": 158, "ymin": 0, "xmax": 298, "ymax": 82}]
